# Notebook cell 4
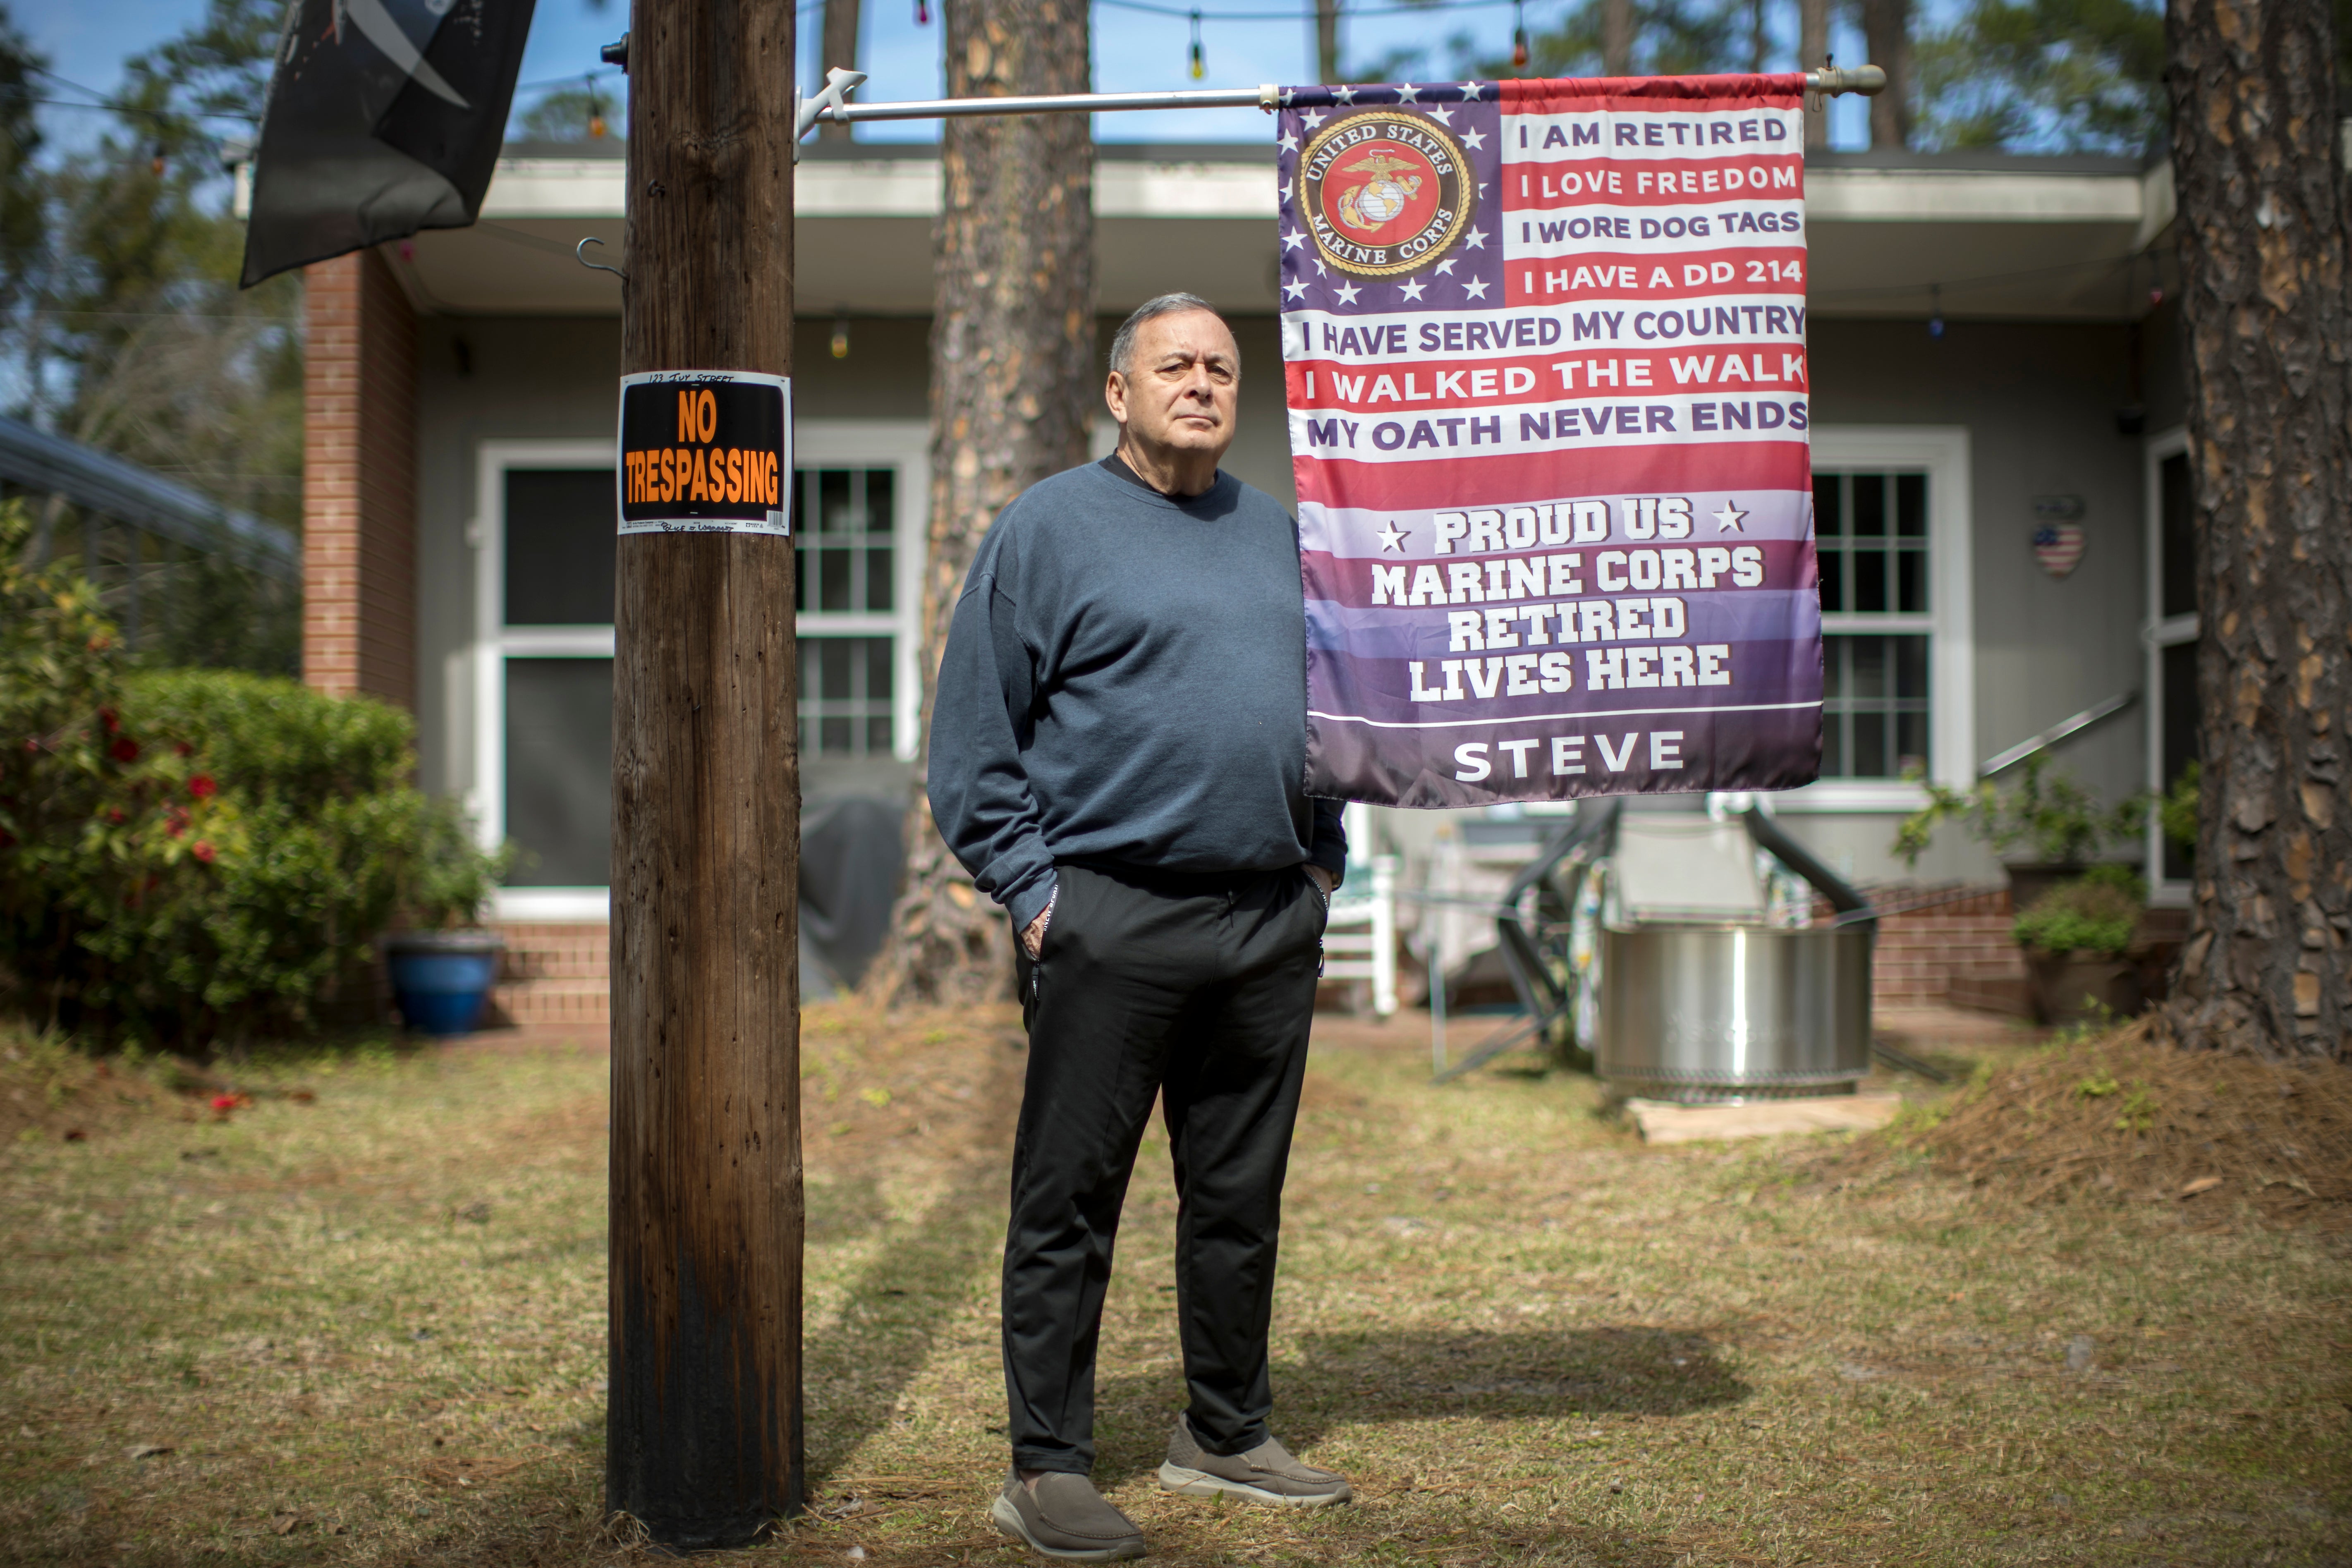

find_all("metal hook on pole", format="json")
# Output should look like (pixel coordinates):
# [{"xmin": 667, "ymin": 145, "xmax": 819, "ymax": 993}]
[
  {"xmin": 577, "ymin": 236, "xmax": 626, "ymax": 281},
  {"xmin": 794, "ymin": 67, "xmax": 869, "ymax": 160}
]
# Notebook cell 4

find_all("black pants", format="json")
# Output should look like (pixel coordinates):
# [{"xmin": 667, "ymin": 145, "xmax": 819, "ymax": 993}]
[{"xmin": 1003, "ymin": 859, "xmax": 1325, "ymax": 1475}]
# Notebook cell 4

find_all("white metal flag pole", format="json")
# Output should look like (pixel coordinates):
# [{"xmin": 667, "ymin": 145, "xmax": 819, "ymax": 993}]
[{"xmin": 795, "ymin": 65, "xmax": 1885, "ymax": 136}]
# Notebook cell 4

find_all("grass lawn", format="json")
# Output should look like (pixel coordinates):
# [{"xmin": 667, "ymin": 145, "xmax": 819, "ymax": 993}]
[{"xmin": 0, "ymin": 1004, "xmax": 2345, "ymax": 1566}]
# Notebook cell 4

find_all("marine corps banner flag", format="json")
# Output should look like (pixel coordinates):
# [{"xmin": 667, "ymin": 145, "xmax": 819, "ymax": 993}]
[
  {"xmin": 1281, "ymin": 75, "xmax": 1822, "ymax": 808},
  {"xmin": 239, "ymin": 0, "xmax": 537, "ymax": 287}
]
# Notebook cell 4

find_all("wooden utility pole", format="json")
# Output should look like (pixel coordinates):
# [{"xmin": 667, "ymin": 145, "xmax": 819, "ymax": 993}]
[
  {"xmin": 606, "ymin": 0, "xmax": 804, "ymax": 1546},
  {"xmin": 1314, "ymin": 0, "xmax": 1341, "ymax": 82},
  {"xmin": 2163, "ymin": 0, "xmax": 2352, "ymax": 1060}
]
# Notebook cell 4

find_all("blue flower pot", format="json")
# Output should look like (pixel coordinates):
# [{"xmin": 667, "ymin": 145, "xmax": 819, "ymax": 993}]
[{"xmin": 385, "ymin": 931, "xmax": 505, "ymax": 1037}]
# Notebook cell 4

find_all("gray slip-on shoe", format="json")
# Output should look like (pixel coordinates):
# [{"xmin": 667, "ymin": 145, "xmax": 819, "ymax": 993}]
[
  {"xmin": 989, "ymin": 1470, "xmax": 1147, "ymax": 1561},
  {"xmin": 1157, "ymin": 1415, "xmax": 1353, "ymax": 1507}
]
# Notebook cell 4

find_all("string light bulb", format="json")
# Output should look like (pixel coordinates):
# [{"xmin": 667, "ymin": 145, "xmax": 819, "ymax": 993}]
[
  {"xmin": 830, "ymin": 311, "xmax": 851, "ymax": 360},
  {"xmin": 914, "ymin": 0, "xmax": 929, "ymax": 23},
  {"xmin": 149, "ymin": 145, "xmax": 166, "ymax": 177},
  {"xmin": 1189, "ymin": 10, "xmax": 1205, "ymax": 79},
  {"xmin": 1927, "ymin": 283, "xmax": 1945, "ymax": 339},
  {"xmin": 587, "ymin": 74, "xmax": 607, "ymax": 139},
  {"xmin": 1512, "ymin": 0, "xmax": 1530, "ymax": 69}
]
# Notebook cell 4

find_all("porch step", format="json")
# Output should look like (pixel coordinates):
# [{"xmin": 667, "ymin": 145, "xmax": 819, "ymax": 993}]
[{"xmin": 491, "ymin": 922, "xmax": 610, "ymax": 1027}]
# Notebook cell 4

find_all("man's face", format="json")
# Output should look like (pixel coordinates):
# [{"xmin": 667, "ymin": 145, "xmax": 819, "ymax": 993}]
[{"xmin": 1107, "ymin": 311, "xmax": 1241, "ymax": 463}]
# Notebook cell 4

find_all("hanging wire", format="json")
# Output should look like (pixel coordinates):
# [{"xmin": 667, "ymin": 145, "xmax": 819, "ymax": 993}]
[{"xmin": 1189, "ymin": 9, "xmax": 1206, "ymax": 78}]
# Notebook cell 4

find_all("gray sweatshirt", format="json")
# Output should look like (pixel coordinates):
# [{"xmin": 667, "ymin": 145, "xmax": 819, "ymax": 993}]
[{"xmin": 926, "ymin": 458, "xmax": 1347, "ymax": 930}]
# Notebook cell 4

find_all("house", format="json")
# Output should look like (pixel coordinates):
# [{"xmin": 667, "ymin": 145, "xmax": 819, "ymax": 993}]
[{"xmin": 295, "ymin": 132, "xmax": 2194, "ymax": 1021}]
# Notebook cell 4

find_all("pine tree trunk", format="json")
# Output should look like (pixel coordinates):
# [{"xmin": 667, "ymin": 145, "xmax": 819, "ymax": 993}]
[
  {"xmin": 1799, "ymin": 0, "xmax": 1830, "ymax": 147},
  {"xmin": 815, "ymin": 0, "xmax": 860, "ymax": 142},
  {"xmin": 1601, "ymin": 0, "xmax": 1633, "ymax": 76},
  {"xmin": 2162, "ymin": 0, "xmax": 2352, "ymax": 1060},
  {"xmin": 867, "ymin": 0, "xmax": 1095, "ymax": 1007},
  {"xmin": 1859, "ymin": 0, "xmax": 1912, "ymax": 149}
]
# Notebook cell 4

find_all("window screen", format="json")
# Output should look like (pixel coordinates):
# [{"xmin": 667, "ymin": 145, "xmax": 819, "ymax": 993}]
[
  {"xmin": 505, "ymin": 469, "xmax": 617, "ymax": 626},
  {"xmin": 798, "ymin": 637, "xmax": 895, "ymax": 757},
  {"xmin": 1821, "ymin": 634, "xmax": 1931, "ymax": 780},
  {"xmin": 504, "ymin": 658, "xmax": 613, "ymax": 886},
  {"xmin": 793, "ymin": 467, "xmax": 895, "ymax": 614},
  {"xmin": 1814, "ymin": 471, "xmax": 1928, "ymax": 615}
]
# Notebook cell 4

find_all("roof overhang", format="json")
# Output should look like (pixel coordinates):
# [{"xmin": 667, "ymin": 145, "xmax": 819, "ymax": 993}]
[{"xmin": 388, "ymin": 141, "xmax": 2174, "ymax": 323}]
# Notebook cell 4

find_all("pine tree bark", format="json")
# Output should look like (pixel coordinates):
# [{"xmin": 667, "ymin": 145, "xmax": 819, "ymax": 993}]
[
  {"xmin": 1859, "ymin": 0, "xmax": 1912, "ymax": 148},
  {"xmin": 1601, "ymin": 0, "xmax": 1633, "ymax": 76},
  {"xmin": 1799, "ymin": 0, "xmax": 1830, "ymax": 147},
  {"xmin": 815, "ymin": 0, "xmax": 859, "ymax": 142},
  {"xmin": 2162, "ymin": 0, "xmax": 2352, "ymax": 1060},
  {"xmin": 867, "ymin": 0, "xmax": 1095, "ymax": 1006}
]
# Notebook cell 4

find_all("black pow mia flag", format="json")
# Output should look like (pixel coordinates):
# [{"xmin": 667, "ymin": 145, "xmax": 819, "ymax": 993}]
[{"xmin": 239, "ymin": 0, "xmax": 538, "ymax": 287}]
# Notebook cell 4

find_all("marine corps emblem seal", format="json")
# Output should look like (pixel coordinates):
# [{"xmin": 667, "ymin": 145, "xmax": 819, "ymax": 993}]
[{"xmin": 1299, "ymin": 108, "xmax": 1475, "ymax": 278}]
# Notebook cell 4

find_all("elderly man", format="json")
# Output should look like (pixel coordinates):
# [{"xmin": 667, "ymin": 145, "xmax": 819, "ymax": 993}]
[{"xmin": 929, "ymin": 293, "xmax": 1352, "ymax": 1561}]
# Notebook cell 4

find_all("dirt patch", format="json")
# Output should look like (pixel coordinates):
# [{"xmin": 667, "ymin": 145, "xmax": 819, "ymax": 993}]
[{"xmin": 1847, "ymin": 1018, "xmax": 2352, "ymax": 1223}]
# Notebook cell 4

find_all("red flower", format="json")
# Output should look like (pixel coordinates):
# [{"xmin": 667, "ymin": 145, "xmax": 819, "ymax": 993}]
[
  {"xmin": 210, "ymin": 1094, "xmax": 237, "ymax": 1113},
  {"xmin": 109, "ymin": 737, "xmax": 139, "ymax": 764},
  {"xmin": 188, "ymin": 775, "xmax": 216, "ymax": 800},
  {"xmin": 191, "ymin": 841, "xmax": 216, "ymax": 864},
  {"xmin": 98, "ymin": 707, "xmax": 120, "ymax": 734},
  {"xmin": 173, "ymin": 742, "xmax": 193, "ymax": 757},
  {"xmin": 106, "ymin": 808, "xmax": 126, "ymax": 824},
  {"xmin": 22, "ymin": 738, "xmax": 39, "ymax": 754}
]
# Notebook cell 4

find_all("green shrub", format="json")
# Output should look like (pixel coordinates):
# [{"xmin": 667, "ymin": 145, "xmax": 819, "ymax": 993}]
[
  {"xmin": 2013, "ymin": 865, "xmax": 2146, "ymax": 958},
  {"xmin": 0, "ymin": 503, "xmax": 510, "ymax": 1044},
  {"xmin": 1894, "ymin": 752, "xmax": 2147, "ymax": 868}
]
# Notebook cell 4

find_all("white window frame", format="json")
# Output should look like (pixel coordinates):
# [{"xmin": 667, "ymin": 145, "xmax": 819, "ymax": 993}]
[
  {"xmin": 473, "ymin": 440, "xmax": 615, "ymax": 922},
  {"xmin": 1771, "ymin": 425, "xmax": 1975, "ymax": 813},
  {"xmin": 792, "ymin": 420, "xmax": 931, "ymax": 764},
  {"xmin": 2144, "ymin": 424, "xmax": 2194, "ymax": 906},
  {"xmin": 471, "ymin": 424, "xmax": 929, "ymax": 922}
]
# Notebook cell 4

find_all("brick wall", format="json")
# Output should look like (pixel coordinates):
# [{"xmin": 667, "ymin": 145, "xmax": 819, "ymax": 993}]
[
  {"xmin": 302, "ymin": 249, "xmax": 417, "ymax": 708},
  {"xmin": 491, "ymin": 923, "xmax": 610, "ymax": 1027},
  {"xmin": 1867, "ymin": 887, "xmax": 2026, "ymax": 1013}
]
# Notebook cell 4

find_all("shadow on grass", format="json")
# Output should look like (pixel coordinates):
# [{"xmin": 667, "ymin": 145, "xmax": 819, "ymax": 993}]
[{"xmin": 1092, "ymin": 1327, "xmax": 1749, "ymax": 1489}]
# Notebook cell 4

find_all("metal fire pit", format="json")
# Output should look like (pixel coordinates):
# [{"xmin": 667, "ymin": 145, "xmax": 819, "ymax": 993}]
[{"xmin": 1596, "ymin": 923, "xmax": 1873, "ymax": 1102}]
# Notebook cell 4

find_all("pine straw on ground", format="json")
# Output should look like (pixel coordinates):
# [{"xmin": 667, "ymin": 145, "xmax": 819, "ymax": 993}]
[{"xmin": 1842, "ymin": 1019, "xmax": 2352, "ymax": 1224}]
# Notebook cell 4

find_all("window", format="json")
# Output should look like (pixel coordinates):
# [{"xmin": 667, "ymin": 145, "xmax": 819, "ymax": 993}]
[
  {"xmin": 791, "ymin": 460, "xmax": 916, "ymax": 759},
  {"xmin": 1778, "ymin": 429, "xmax": 1974, "ymax": 812},
  {"xmin": 2146, "ymin": 433, "xmax": 2196, "ymax": 895},
  {"xmin": 473, "ymin": 427, "xmax": 926, "ymax": 915}
]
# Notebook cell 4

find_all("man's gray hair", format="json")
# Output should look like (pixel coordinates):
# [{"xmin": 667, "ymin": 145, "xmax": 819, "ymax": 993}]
[{"xmin": 1108, "ymin": 293, "xmax": 1233, "ymax": 379}]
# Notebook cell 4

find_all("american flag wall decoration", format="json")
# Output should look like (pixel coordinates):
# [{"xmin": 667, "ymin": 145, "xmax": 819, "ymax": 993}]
[{"xmin": 1280, "ymin": 75, "xmax": 1825, "ymax": 807}]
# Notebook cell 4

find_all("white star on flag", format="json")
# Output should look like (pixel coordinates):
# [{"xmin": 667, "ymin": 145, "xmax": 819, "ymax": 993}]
[
  {"xmin": 1459, "ymin": 81, "xmax": 1483, "ymax": 98},
  {"xmin": 1282, "ymin": 229, "xmax": 1304, "ymax": 251},
  {"xmin": 1426, "ymin": 105, "xmax": 1453, "ymax": 124},
  {"xmin": 1333, "ymin": 83, "xmax": 1356, "ymax": 103},
  {"xmin": 1334, "ymin": 279, "xmax": 1361, "ymax": 305},
  {"xmin": 1280, "ymin": 86, "xmax": 1295, "ymax": 105},
  {"xmin": 1303, "ymin": 109, "xmax": 1327, "ymax": 129},
  {"xmin": 1283, "ymin": 278, "xmax": 1309, "ymax": 301},
  {"xmin": 1461, "ymin": 127, "xmax": 1486, "ymax": 149},
  {"xmin": 1279, "ymin": 180, "xmax": 1293, "ymax": 202},
  {"xmin": 1376, "ymin": 521, "xmax": 1410, "ymax": 553},
  {"xmin": 1464, "ymin": 228, "xmax": 1488, "ymax": 248},
  {"xmin": 1462, "ymin": 277, "xmax": 1490, "ymax": 300},
  {"xmin": 1278, "ymin": 129, "xmax": 1299, "ymax": 153},
  {"xmin": 1713, "ymin": 500, "xmax": 1749, "ymax": 532},
  {"xmin": 1395, "ymin": 84, "xmax": 1420, "ymax": 101},
  {"xmin": 1399, "ymin": 277, "xmax": 1427, "ymax": 300},
  {"xmin": 1434, "ymin": 258, "xmax": 1458, "ymax": 275},
  {"xmin": 1314, "ymin": 256, "xmax": 1328, "ymax": 275}
]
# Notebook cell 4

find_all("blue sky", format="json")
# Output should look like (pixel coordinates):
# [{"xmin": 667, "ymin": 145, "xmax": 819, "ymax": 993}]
[{"xmin": 18, "ymin": 0, "xmax": 1876, "ymax": 152}]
